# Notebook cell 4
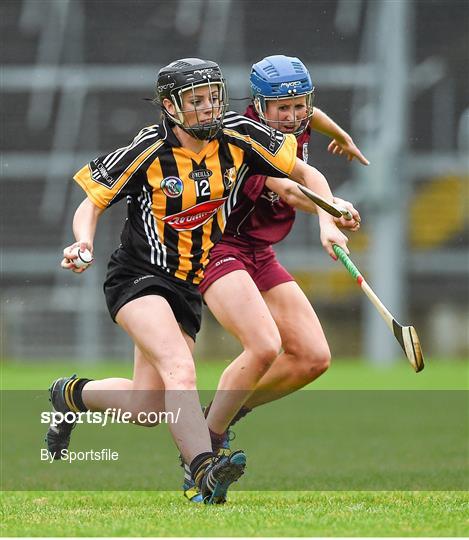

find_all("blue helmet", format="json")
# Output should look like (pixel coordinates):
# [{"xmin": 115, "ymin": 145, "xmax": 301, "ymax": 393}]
[{"xmin": 250, "ymin": 55, "xmax": 314, "ymax": 135}]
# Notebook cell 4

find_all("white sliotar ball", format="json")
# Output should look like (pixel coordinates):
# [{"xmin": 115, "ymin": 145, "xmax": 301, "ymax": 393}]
[{"xmin": 72, "ymin": 247, "xmax": 93, "ymax": 268}]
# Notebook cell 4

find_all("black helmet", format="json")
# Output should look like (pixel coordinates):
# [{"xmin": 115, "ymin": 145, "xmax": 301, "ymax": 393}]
[{"xmin": 156, "ymin": 58, "xmax": 228, "ymax": 141}]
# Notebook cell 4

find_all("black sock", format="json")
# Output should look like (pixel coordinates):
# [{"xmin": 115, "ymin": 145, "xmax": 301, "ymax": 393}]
[
  {"xmin": 229, "ymin": 405, "xmax": 252, "ymax": 427},
  {"xmin": 205, "ymin": 402, "xmax": 252, "ymax": 429},
  {"xmin": 64, "ymin": 378, "xmax": 92, "ymax": 412},
  {"xmin": 190, "ymin": 451, "xmax": 215, "ymax": 487}
]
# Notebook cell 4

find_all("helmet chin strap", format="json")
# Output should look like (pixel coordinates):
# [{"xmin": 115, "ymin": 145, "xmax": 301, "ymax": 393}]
[
  {"xmin": 172, "ymin": 96, "xmax": 186, "ymax": 126},
  {"xmin": 253, "ymin": 96, "xmax": 265, "ymax": 122},
  {"xmin": 164, "ymin": 105, "xmax": 221, "ymax": 141}
]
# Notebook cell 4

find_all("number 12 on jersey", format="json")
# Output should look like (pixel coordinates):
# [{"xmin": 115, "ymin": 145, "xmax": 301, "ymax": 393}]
[{"xmin": 195, "ymin": 179, "xmax": 210, "ymax": 197}]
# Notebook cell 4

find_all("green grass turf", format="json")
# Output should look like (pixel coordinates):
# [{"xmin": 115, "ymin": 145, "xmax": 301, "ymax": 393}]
[
  {"xmin": 1, "ymin": 491, "xmax": 468, "ymax": 537},
  {"xmin": 1, "ymin": 358, "xmax": 467, "ymax": 537},
  {"xmin": 2, "ymin": 357, "xmax": 467, "ymax": 390}
]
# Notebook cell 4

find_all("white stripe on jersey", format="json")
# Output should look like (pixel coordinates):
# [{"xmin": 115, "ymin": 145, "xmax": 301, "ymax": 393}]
[
  {"xmin": 223, "ymin": 164, "xmax": 249, "ymax": 224},
  {"xmin": 224, "ymin": 116, "xmax": 285, "ymax": 144},
  {"xmin": 103, "ymin": 125, "xmax": 158, "ymax": 167},
  {"xmin": 249, "ymin": 144, "xmax": 294, "ymax": 177},
  {"xmin": 105, "ymin": 131, "xmax": 160, "ymax": 171},
  {"xmin": 108, "ymin": 139, "xmax": 165, "ymax": 207},
  {"xmin": 104, "ymin": 129, "xmax": 160, "ymax": 172},
  {"xmin": 224, "ymin": 110, "xmax": 285, "ymax": 142},
  {"xmin": 223, "ymin": 111, "xmax": 272, "ymax": 137},
  {"xmin": 138, "ymin": 186, "xmax": 167, "ymax": 270}
]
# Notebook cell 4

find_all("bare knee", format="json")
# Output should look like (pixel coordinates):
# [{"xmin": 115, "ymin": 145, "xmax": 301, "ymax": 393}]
[
  {"xmin": 289, "ymin": 342, "xmax": 331, "ymax": 381},
  {"xmin": 311, "ymin": 346, "xmax": 331, "ymax": 376},
  {"xmin": 245, "ymin": 332, "xmax": 282, "ymax": 375},
  {"xmin": 143, "ymin": 349, "xmax": 197, "ymax": 390},
  {"xmin": 309, "ymin": 341, "xmax": 331, "ymax": 375},
  {"xmin": 161, "ymin": 362, "xmax": 197, "ymax": 390}
]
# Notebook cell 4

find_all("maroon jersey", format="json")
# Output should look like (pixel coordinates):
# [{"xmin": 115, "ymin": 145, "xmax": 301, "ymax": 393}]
[{"xmin": 221, "ymin": 104, "xmax": 311, "ymax": 248}]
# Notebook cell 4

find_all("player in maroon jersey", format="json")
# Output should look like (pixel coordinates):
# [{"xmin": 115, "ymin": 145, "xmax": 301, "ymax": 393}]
[{"xmin": 198, "ymin": 55, "xmax": 368, "ymax": 461}]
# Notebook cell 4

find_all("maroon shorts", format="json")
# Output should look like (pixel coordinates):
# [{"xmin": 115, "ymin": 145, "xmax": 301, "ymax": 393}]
[{"xmin": 199, "ymin": 242, "xmax": 294, "ymax": 295}]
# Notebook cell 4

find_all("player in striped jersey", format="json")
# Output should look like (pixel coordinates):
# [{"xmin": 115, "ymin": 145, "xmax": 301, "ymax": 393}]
[
  {"xmin": 46, "ymin": 57, "xmax": 349, "ymax": 503},
  {"xmin": 194, "ymin": 55, "xmax": 368, "ymax": 468}
]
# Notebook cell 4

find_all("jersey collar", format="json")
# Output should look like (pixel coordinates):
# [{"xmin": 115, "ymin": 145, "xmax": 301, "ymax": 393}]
[
  {"xmin": 158, "ymin": 117, "xmax": 221, "ymax": 163},
  {"xmin": 158, "ymin": 117, "xmax": 181, "ymax": 147}
]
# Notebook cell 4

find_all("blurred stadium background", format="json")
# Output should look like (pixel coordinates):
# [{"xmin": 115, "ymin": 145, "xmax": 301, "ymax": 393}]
[{"xmin": 1, "ymin": 0, "xmax": 468, "ymax": 364}]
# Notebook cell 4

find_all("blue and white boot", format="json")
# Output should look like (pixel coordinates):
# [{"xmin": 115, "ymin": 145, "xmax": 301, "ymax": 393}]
[
  {"xmin": 181, "ymin": 460, "xmax": 204, "ymax": 503},
  {"xmin": 199, "ymin": 450, "xmax": 247, "ymax": 505}
]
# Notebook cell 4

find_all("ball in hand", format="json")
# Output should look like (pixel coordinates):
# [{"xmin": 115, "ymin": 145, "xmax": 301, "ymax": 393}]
[{"xmin": 72, "ymin": 247, "xmax": 93, "ymax": 269}]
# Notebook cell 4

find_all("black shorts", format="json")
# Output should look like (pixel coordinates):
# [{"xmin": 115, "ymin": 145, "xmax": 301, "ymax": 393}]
[{"xmin": 103, "ymin": 248, "xmax": 202, "ymax": 341}]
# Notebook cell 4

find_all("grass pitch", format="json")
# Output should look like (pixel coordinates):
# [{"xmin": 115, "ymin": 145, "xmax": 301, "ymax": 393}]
[
  {"xmin": 1, "ymin": 358, "xmax": 468, "ymax": 537},
  {"xmin": 2, "ymin": 490, "xmax": 468, "ymax": 537}
]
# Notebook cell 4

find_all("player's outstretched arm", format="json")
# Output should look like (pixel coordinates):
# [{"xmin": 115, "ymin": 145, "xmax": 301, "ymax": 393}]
[
  {"xmin": 288, "ymin": 157, "xmax": 334, "ymax": 207},
  {"xmin": 61, "ymin": 196, "xmax": 104, "ymax": 273},
  {"xmin": 310, "ymin": 108, "xmax": 370, "ymax": 165},
  {"xmin": 265, "ymin": 177, "xmax": 318, "ymax": 213},
  {"xmin": 287, "ymin": 158, "xmax": 352, "ymax": 259},
  {"xmin": 265, "ymin": 177, "xmax": 361, "ymax": 232}
]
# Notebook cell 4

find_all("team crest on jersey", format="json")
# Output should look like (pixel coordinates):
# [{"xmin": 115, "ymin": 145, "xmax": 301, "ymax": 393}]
[
  {"xmin": 161, "ymin": 176, "xmax": 183, "ymax": 198},
  {"xmin": 162, "ymin": 198, "xmax": 227, "ymax": 231},
  {"xmin": 223, "ymin": 167, "xmax": 236, "ymax": 190},
  {"xmin": 302, "ymin": 143, "xmax": 309, "ymax": 163}
]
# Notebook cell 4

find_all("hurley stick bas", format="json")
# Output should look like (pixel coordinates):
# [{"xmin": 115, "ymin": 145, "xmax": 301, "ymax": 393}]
[{"xmin": 332, "ymin": 244, "xmax": 424, "ymax": 372}]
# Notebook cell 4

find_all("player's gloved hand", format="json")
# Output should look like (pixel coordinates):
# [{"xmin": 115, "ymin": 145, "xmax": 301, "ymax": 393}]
[
  {"xmin": 327, "ymin": 134, "xmax": 370, "ymax": 165},
  {"xmin": 319, "ymin": 219, "xmax": 349, "ymax": 260},
  {"xmin": 61, "ymin": 241, "xmax": 94, "ymax": 273},
  {"xmin": 333, "ymin": 197, "xmax": 361, "ymax": 231}
]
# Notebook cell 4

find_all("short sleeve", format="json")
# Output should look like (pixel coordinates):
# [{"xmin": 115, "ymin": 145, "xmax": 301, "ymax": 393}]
[
  {"xmin": 222, "ymin": 112, "xmax": 297, "ymax": 179},
  {"xmin": 73, "ymin": 125, "xmax": 161, "ymax": 209}
]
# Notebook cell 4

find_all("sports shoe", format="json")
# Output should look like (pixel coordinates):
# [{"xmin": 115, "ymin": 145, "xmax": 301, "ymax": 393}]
[
  {"xmin": 200, "ymin": 450, "xmax": 246, "ymax": 504},
  {"xmin": 45, "ymin": 375, "xmax": 78, "ymax": 460},
  {"xmin": 181, "ymin": 459, "xmax": 204, "ymax": 502},
  {"xmin": 180, "ymin": 428, "xmax": 236, "ymax": 502}
]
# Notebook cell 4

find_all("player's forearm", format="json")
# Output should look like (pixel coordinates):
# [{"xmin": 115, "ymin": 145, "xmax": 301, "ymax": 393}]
[
  {"xmin": 72, "ymin": 197, "xmax": 104, "ymax": 249},
  {"xmin": 310, "ymin": 107, "xmax": 348, "ymax": 141},
  {"xmin": 265, "ymin": 177, "xmax": 318, "ymax": 213},
  {"xmin": 289, "ymin": 159, "xmax": 335, "ymax": 221}
]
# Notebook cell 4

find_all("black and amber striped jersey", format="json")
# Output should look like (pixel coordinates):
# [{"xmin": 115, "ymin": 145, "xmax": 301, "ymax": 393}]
[{"xmin": 74, "ymin": 111, "xmax": 297, "ymax": 284}]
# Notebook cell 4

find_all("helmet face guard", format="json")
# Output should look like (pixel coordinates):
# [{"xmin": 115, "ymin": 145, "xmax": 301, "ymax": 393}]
[
  {"xmin": 253, "ymin": 93, "xmax": 314, "ymax": 137},
  {"xmin": 250, "ymin": 55, "xmax": 314, "ymax": 136},
  {"xmin": 168, "ymin": 80, "xmax": 227, "ymax": 141},
  {"xmin": 156, "ymin": 58, "xmax": 228, "ymax": 141}
]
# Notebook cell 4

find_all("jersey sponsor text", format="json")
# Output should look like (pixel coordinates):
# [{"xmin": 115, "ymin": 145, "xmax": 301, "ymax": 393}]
[{"xmin": 162, "ymin": 198, "xmax": 227, "ymax": 231}]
